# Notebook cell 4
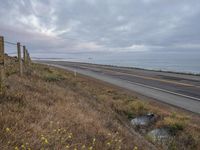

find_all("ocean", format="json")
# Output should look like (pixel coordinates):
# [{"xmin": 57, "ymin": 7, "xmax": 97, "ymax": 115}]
[{"xmin": 32, "ymin": 51, "xmax": 200, "ymax": 74}]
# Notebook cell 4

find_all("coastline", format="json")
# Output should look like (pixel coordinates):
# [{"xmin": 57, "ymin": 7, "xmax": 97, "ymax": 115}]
[{"xmin": 35, "ymin": 59, "xmax": 200, "ymax": 77}]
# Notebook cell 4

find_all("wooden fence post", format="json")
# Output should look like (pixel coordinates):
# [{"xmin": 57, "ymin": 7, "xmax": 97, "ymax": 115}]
[
  {"xmin": 27, "ymin": 50, "xmax": 31, "ymax": 65},
  {"xmin": 26, "ymin": 50, "xmax": 29, "ymax": 65},
  {"xmin": 0, "ymin": 36, "xmax": 5, "ymax": 94},
  {"xmin": 29, "ymin": 52, "xmax": 31, "ymax": 62},
  {"xmin": 23, "ymin": 46, "xmax": 27, "ymax": 65},
  {"xmin": 17, "ymin": 42, "xmax": 23, "ymax": 76}
]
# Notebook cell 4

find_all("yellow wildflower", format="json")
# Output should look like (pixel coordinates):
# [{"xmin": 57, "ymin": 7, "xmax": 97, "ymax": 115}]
[
  {"xmin": 92, "ymin": 138, "xmax": 96, "ymax": 144},
  {"xmin": 15, "ymin": 147, "xmax": 19, "ymax": 150},
  {"xmin": 41, "ymin": 137, "xmax": 45, "ymax": 140},
  {"xmin": 41, "ymin": 135, "xmax": 48, "ymax": 144},
  {"xmin": 107, "ymin": 142, "xmax": 111, "ymax": 146},
  {"xmin": 44, "ymin": 139, "xmax": 48, "ymax": 144},
  {"xmin": 81, "ymin": 145, "xmax": 86, "ymax": 149},
  {"xmin": 63, "ymin": 129, "xmax": 67, "ymax": 132},
  {"xmin": 89, "ymin": 146, "xmax": 93, "ymax": 150},
  {"xmin": 21, "ymin": 144, "xmax": 25, "ymax": 149},
  {"xmin": 5, "ymin": 128, "xmax": 11, "ymax": 132},
  {"xmin": 66, "ymin": 145, "xmax": 70, "ymax": 149},
  {"xmin": 68, "ymin": 133, "xmax": 73, "ymax": 139},
  {"xmin": 134, "ymin": 146, "xmax": 138, "ymax": 150}
]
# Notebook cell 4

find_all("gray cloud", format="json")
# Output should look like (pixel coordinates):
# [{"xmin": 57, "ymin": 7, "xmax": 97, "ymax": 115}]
[{"xmin": 0, "ymin": 0, "xmax": 200, "ymax": 54}]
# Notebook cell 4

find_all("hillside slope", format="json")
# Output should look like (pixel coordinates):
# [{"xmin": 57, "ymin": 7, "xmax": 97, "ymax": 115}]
[{"xmin": 0, "ymin": 56, "xmax": 199, "ymax": 150}]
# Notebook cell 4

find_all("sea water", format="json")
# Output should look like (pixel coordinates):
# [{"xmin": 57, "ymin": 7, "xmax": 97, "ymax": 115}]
[{"xmin": 32, "ymin": 51, "xmax": 200, "ymax": 74}]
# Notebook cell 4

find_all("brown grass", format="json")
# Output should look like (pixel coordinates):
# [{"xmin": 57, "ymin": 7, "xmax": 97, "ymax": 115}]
[{"xmin": 0, "ymin": 56, "xmax": 199, "ymax": 150}]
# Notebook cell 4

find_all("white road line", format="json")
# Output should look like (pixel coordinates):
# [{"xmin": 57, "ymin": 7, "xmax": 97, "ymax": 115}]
[
  {"xmin": 79, "ymin": 65, "xmax": 199, "ymax": 88},
  {"xmin": 125, "ymin": 80, "xmax": 200, "ymax": 102},
  {"xmin": 41, "ymin": 63, "xmax": 200, "ymax": 102}
]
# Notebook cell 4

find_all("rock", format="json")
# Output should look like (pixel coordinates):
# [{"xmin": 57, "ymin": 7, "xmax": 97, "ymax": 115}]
[
  {"xmin": 147, "ymin": 128, "xmax": 171, "ymax": 142},
  {"xmin": 131, "ymin": 113, "xmax": 156, "ymax": 126}
]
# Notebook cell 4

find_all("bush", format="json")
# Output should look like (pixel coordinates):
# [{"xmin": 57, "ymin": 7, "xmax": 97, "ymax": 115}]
[
  {"xmin": 129, "ymin": 101, "xmax": 149, "ymax": 116},
  {"xmin": 158, "ymin": 112, "xmax": 189, "ymax": 135},
  {"xmin": 42, "ymin": 68, "xmax": 65, "ymax": 82},
  {"xmin": 43, "ymin": 74, "xmax": 63, "ymax": 82}
]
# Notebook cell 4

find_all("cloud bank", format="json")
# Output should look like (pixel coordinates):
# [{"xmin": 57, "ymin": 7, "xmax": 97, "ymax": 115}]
[{"xmin": 0, "ymin": 0, "xmax": 200, "ymax": 54}]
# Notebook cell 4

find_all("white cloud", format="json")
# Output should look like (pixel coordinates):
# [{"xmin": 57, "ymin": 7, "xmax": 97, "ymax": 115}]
[
  {"xmin": 0, "ymin": 0, "xmax": 200, "ymax": 54},
  {"xmin": 174, "ymin": 43, "xmax": 200, "ymax": 49},
  {"xmin": 75, "ymin": 42, "xmax": 103, "ymax": 51}
]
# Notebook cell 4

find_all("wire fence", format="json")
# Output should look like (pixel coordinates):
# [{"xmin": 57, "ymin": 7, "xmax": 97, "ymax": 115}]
[{"xmin": 0, "ymin": 35, "xmax": 32, "ymax": 94}]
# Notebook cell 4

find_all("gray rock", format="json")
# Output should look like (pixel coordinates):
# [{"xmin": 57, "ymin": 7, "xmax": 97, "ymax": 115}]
[{"xmin": 131, "ymin": 113, "xmax": 156, "ymax": 126}]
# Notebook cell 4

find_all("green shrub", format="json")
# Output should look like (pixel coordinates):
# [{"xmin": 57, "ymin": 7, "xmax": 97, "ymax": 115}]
[
  {"xmin": 159, "ymin": 112, "xmax": 189, "ymax": 135},
  {"xmin": 43, "ymin": 74, "xmax": 65, "ymax": 82},
  {"xmin": 129, "ymin": 101, "xmax": 149, "ymax": 116}
]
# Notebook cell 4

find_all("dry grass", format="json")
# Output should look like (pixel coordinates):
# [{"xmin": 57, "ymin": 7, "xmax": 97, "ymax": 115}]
[
  {"xmin": 156, "ymin": 112, "xmax": 189, "ymax": 134},
  {"xmin": 0, "ymin": 56, "xmax": 200, "ymax": 150},
  {"xmin": 0, "ymin": 57, "xmax": 156, "ymax": 150}
]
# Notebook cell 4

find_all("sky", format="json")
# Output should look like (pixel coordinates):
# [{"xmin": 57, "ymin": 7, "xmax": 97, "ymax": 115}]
[{"xmin": 0, "ymin": 0, "xmax": 200, "ymax": 55}]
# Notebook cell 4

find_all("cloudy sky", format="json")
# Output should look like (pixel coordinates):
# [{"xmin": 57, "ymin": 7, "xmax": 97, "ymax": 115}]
[{"xmin": 0, "ymin": 0, "xmax": 200, "ymax": 55}]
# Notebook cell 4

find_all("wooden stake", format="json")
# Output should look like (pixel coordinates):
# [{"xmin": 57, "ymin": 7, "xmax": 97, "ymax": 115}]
[
  {"xmin": 0, "ymin": 36, "xmax": 5, "ymax": 94},
  {"xmin": 17, "ymin": 42, "xmax": 23, "ymax": 76},
  {"xmin": 23, "ymin": 46, "xmax": 27, "ymax": 65},
  {"xmin": 27, "ymin": 50, "xmax": 31, "ymax": 65}
]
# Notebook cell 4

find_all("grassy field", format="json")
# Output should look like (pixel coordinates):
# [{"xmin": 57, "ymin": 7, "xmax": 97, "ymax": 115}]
[{"xmin": 0, "ymin": 56, "xmax": 200, "ymax": 150}]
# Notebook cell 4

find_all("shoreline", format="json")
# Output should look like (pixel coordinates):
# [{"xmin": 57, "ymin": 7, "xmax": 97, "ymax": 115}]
[{"xmin": 35, "ymin": 59, "xmax": 200, "ymax": 77}]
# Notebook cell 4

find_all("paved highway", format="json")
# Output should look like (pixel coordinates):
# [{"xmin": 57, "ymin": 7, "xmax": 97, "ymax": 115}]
[{"xmin": 40, "ymin": 61, "xmax": 200, "ymax": 114}]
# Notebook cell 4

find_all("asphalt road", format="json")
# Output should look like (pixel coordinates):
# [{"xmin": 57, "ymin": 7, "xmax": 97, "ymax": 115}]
[{"xmin": 40, "ymin": 61, "xmax": 200, "ymax": 114}]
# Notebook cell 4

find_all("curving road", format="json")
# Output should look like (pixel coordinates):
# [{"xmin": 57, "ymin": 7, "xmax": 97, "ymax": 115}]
[{"xmin": 39, "ymin": 61, "xmax": 200, "ymax": 114}]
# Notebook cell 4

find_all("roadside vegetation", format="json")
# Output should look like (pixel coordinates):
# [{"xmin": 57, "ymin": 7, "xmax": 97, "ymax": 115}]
[{"xmin": 0, "ymin": 56, "xmax": 200, "ymax": 150}]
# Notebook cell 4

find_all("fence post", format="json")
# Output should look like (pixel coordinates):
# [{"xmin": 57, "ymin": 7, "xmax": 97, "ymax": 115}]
[
  {"xmin": 26, "ymin": 50, "xmax": 29, "ymax": 65},
  {"xmin": 0, "ymin": 36, "xmax": 5, "ymax": 94},
  {"xmin": 23, "ymin": 46, "xmax": 27, "ymax": 65},
  {"xmin": 17, "ymin": 42, "xmax": 23, "ymax": 76},
  {"xmin": 27, "ymin": 50, "xmax": 31, "ymax": 65}
]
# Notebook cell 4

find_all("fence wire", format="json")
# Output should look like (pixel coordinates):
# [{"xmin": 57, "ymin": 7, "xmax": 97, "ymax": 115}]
[
  {"xmin": 0, "ymin": 40, "xmax": 24, "ymax": 47},
  {"xmin": 5, "ymin": 41, "xmax": 17, "ymax": 46}
]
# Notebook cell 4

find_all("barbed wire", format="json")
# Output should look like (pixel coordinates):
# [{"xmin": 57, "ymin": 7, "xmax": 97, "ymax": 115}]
[
  {"xmin": 5, "ymin": 41, "xmax": 17, "ymax": 46},
  {"xmin": 6, "ymin": 52, "xmax": 17, "ymax": 55},
  {"xmin": 0, "ymin": 38, "xmax": 28, "ymax": 59},
  {"xmin": 0, "ymin": 39, "xmax": 24, "ymax": 47}
]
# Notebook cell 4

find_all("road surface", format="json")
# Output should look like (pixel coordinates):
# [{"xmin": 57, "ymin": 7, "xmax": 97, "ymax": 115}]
[{"xmin": 39, "ymin": 61, "xmax": 200, "ymax": 114}]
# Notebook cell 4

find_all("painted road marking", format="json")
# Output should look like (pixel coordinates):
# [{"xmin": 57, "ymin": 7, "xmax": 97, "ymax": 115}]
[
  {"xmin": 112, "ymin": 71, "xmax": 195, "ymax": 87},
  {"xmin": 125, "ymin": 80, "xmax": 200, "ymax": 102},
  {"xmin": 79, "ymin": 65, "xmax": 199, "ymax": 88},
  {"xmin": 64, "ymin": 64, "xmax": 200, "ymax": 101},
  {"xmin": 45, "ymin": 63, "xmax": 200, "ymax": 102}
]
